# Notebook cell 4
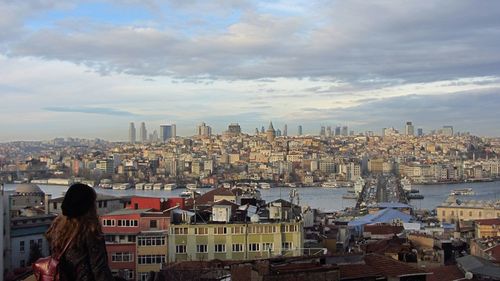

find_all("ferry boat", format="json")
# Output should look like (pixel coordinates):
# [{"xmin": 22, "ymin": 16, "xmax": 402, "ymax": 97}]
[
  {"xmin": 186, "ymin": 183, "xmax": 198, "ymax": 190},
  {"xmin": 342, "ymin": 193, "xmax": 357, "ymax": 199},
  {"xmin": 354, "ymin": 177, "xmax": 365, "ymax": 195},
  {"xmin": 113, "ymin": 183, "xmax": 132, "ymax": 190},
  {"xmin": 408, "ymin": 194, "xmax": 424, "ymax": 200},
  {"xmin": 450, "ymin": 188, "xmax": 475, "ymax": 196},
  {"xmin": 321, "ymin": 180, "xmax": 338, "ymax": 188},
  {"xmin": 180, "ymin": 190, "xmax": 201, "ymax": 198},
  {"xmin": 144, "ymin": 183, "xmax": 153, "ymax": 190},
  {"xmin": 153, "ymin": 183, "xmax": 163, "ymax": 190},
  {"xmin": 164, "ymin": 183, "xmax": 177, "ymax": 191},
  {"xmin": 259, "ymin": 182, "xmax": 271, "ymax": 189},
  {"xmin": 135, "ymin": 183, "xmax": 145, "ymax": 190}
]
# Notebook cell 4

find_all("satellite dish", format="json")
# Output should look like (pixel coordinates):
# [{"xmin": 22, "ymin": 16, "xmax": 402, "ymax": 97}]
[
  {"xmin": 464, "ymin": 272, "xmax": 473, "ymax": 280},
  {"xmin": 250, "ymin": 214, "xmax": 260, "ymax": 223}
]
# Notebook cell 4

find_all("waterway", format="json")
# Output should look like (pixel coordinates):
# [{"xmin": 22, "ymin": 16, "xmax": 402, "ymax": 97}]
[{"xmin": 4, "ymin": 181, "xmax": 499, "ymax": 212}]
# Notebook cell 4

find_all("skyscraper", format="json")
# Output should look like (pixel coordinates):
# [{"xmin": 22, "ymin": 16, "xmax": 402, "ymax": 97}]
[
  {"xmin": 283, "ymin": 124, "xmax": 288, "ymax": 137},
  {"xmin": 140, "ymin": 122, "xmax": 147, "ymax": 143},
  {"xmin": 298, "ymin": 125, "xmax": 303, "ymax": 136},
  {"xmin": 405, "ymin": 121, "xmax": 414, "ymax": 136},
  {"xmin": 197, "ymin": 122, "xmax": 212, "ymax": 137},
  {"xmin": 341, "ymin": 126, "xmax": 348, "ymax": 136},
  {"xmin": 160, "ymin": 124, "xmax": 176, "ymax": 142},
  {"xmin": 326, "ymin": 126, "xmax": 332, "ymax": 137},
  {"xmin": 129, "ymin": 122, "xmax": 136, "ymax": 144},
  {"xmin": 335, "ymin": 126, "xmax": 341, "ymax": 136},
  {"xmin": 417, "ymin": 128, "xmax": 423, "ymax": 137},
  {"xmin": 227, "ymin": 123, "xmax": 241, "ymax": 136},
  {"xmin": 320, "ymin": 126, "xmax": 326, "ymax": 137}
]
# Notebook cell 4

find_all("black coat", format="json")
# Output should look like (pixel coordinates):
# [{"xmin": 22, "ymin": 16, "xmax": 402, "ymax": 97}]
[{"xmin": 58, "ymin": 234, "xmax": 115, "ymax": 281}]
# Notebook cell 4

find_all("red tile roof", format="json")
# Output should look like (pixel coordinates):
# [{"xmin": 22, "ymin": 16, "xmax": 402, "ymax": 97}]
[
  {"xmin": 364, "ymin": 254, "xmax": 428, "ymax": 277},
  {"xmin": 339, "ymin": 264, "xmax": 383, "ymax": 280},
  {"xmin": 364, "ymin": 224, "xmax": 404, "ymax": 235},
  {"xmin": 475, "ymin": 218, "xmax": 500, "ymax": 226},
  {"xmin": 427, "ymin": 265, "xmax": 466, "ymax": 281}
]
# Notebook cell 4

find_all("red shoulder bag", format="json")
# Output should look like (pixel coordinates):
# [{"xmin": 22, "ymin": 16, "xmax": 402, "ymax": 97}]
[{"xmin": 32, "ymin": 232, "xmax": 77, "ymax": 281}]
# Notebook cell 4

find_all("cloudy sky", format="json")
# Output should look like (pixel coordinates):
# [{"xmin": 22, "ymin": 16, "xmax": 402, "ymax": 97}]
[{"xmin": 1, "ymin": 0, "xmax": 500, "ymax": 141}]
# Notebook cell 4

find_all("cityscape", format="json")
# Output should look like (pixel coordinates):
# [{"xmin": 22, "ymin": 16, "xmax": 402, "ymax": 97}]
[{"xmin": 1, "ymin": 1, "xmax": 500, "ymax": 281}]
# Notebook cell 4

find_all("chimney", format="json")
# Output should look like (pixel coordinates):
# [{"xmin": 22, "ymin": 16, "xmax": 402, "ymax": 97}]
[{"xmin": 44, "ymin": 194, "xmax": 52, "ymax": 214}]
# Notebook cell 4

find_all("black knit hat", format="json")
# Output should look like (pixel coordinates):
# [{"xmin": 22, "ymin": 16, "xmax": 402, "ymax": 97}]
[{"xmin": 62, "ymin": 183, "xmax": 96, "ymax": 218}]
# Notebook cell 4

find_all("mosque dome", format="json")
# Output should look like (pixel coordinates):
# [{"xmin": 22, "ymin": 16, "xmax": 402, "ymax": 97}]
[{"xmin": 15, "ymin": 183, "xmax": 44, "ymax": 195}]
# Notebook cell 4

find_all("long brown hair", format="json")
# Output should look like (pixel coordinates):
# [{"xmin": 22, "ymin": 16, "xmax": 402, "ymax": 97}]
[{"xmin": 46, "ymin": 199, "xmax": 102, "ymax": 254}]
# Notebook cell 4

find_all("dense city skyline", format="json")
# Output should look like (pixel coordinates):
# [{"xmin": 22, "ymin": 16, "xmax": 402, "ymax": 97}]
[{"xmin": 1, "ymin": 1, "xmax": 500, "ymax": 141}]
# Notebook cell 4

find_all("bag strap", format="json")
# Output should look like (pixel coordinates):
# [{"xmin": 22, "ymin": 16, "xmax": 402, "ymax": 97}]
[{"xmin": 56, "ymin": 230, "xmax": 79, "ymax": 260}]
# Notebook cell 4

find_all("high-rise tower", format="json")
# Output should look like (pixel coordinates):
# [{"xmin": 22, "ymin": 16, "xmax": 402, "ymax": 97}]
[
  {"xmin": 129, "ymin": 122, "xmax": 136, "ymax": 143},
  {"xmin": 405, "ymin": 121, "xmax": 414, "ymax": 136},
  {"xmin": 140, "ymin": 122, "xmax": 147, "ymax": 143}
]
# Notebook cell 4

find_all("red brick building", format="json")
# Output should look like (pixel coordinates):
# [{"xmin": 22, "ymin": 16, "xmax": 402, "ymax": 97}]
[{"xmin": 101, "ymin": 208, "xmax": 170, "ymax": 281}]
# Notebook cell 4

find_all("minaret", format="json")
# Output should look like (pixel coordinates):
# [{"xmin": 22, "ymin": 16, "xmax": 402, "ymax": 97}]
[{"xmin": 266, "ymin": 121, "xmax": 276, "ymax": 142}]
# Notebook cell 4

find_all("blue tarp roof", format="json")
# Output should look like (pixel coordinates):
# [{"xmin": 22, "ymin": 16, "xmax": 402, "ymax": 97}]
[{"xmin": 348, "ymin": 208, "xmax": 413, "ymax": 227}]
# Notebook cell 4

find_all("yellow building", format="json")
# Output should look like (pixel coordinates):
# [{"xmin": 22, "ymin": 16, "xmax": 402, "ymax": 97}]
[
  {"xmin": 168, "ymin": 221, "xmax": 303, "ymax": 262},
  {"xmin": 136, "ymin": 231, "xmax": 168, "ymax": 281},
  {"xmin": 436, "ymin": 199, "xmax": 500, "ymax": 224}
]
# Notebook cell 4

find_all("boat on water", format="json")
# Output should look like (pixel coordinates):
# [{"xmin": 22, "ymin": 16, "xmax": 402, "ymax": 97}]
[
  {"xmin": 259, "ymin": 182, "xmax": 271, "ymax": 189},
  {"xmin": 153, "ymin": 183, "xmax": 163, "ymax": 190},
  {"xmin": 450, "ymin": 188, "xmax": 475, "ymax": 196},
  {"xmin": 342, "ymin": 193, "xmax": 357, "ymax": 199},
  {"xmin": 113, "ymin": 183, "xmax": 132, "ymax": 190},
  {"xmin": 321, "ymin": 180, "xmax": 338, "ymax": 188},
  {"xmin": 186, "ymin": 183, "xmax": 198, "ymax": 190},
  {"xmin": 164, "ymin": 183, "xmax": 177, "ymax": 191},
  {"xmin": 98, "ymin": 183, "xmax": 113, "ymax": 189},
  {"xmin": 180, "ymin": 190, "xmax": 201, "ymax": 198},
  {"xmin": 408, "ymin": 194, "xmax": 424, "ymax": 200},
  {"xmin": 144, "ymin": 183, "xmax": 153, "ymax": 190},
  {"xmin": 135, "ymin": 183, "xmax": 145, "ymax": 190}
]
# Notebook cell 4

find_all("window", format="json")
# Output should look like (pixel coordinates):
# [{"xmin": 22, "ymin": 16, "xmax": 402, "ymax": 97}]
[
  {"xmin": 263, "ymin": 243, "xmax": 273, "ymax": 251},
  {"xmin": 232, "ymin": 244, "xmax": 244, "ymax": 252},
  {"xmin": 117, "ymin": 219, "xmax": 138, "ymax": 227},
  {"xmin": 138, "ymin": 236, "xmax": 165, "ymax": 246},
  {"xmin": 479, "ymin": 211, "xmax": 482, "ymax": 217},
  {"xmin": 176, "ymin": 245, "xmax": 186, "ymax": 254},
  {"xmin": 111, "ymin": 252, "xmax": 134, "ymax": 262},
  {"xmin": 150, "ymin": 220, "xmax": 158, "ymax": 228},
  {"xmin": 138, "ymin": 255, "xmax": 166, "ymax": 264},
  {"xmin": 214, "ymin": 227, "xmax": 227, "ymax": 235},
  {"xmin": 102, "ymin": 219, "xmax": 115, "ymax": 226},
  {"xmin": 442, "ymin": 210, "xmax": 446, "ymax": 216},
  {"xmin": 20, "ymin": 241, "xmax": 25, "ymax": 252},
  {"xmin": 53, "ymin": 202, "xmax": 57, "ymax": 210},
  {"xmin": 232, "ymin": 226, "xmax": 244, "ymax": 234},
  {"xmin": 248, "ymin": 243, "xmax": 260, "ymax": 252},
  {"xmin": 196, "ymin": 244, "xmax": 208, "ymax": 253},
  {"xmin": 214, "ymin": 244, "xmax": 226, "ymax": 253},
  {"xmin": 460, "ymin": 211, "xmax": 463, "ymax": 216},
  {"xmin": 195, "ymin": 227, "xmax": 208, "ymax": 235},
  {"xmin": 20, "ymin": 260, "xmax": 25, "ymax": 267},
  {"xmin": 38, "ymin": 239, "xmax": 43, "ymax": 250},
  {"xmin": 282, "ymin": 242, "xmax": 293, "ymax": 250},
  {"xmin": 469, "ymin": 211, "xmax": 473, "ymax": 217},
  {"xmin": 138, "ymin": 272, "xmax": 150, "ymax": 281},
  {"xmin": 174, "ymin": 227, "xmax": 188, "ymax": 235}
]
